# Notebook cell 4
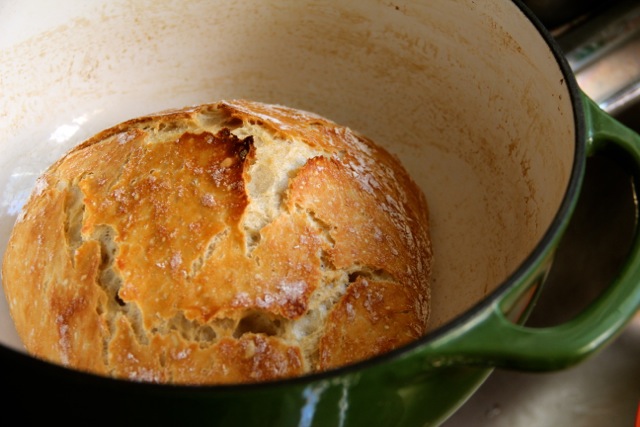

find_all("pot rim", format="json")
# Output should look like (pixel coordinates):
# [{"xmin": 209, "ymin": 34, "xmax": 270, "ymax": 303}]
[{"xmin": 0, "ymin": 0, "xmax": 587, "ymax": 393}]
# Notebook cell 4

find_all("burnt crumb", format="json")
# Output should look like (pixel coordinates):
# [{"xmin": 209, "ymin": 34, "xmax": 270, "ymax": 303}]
[
  {"xmin": 237, "ymin": 136, "xmax": 253, "ymax": 161},
  {"xmin": 215, "ymin": 127, "xmax": 254, "ymax": 161},
  {"xmin": 114, "ymin": 292, "xmax": 126, "ymax": 307}
]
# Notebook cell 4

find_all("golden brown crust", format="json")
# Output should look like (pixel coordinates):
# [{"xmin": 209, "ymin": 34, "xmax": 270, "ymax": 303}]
[{"xmin": 2, "ymin": 100, "xmax": 432, "ymax": 384}]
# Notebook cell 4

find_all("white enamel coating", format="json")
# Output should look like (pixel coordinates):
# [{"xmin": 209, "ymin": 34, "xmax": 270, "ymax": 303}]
[{"xmin": 0, "ymin": 0, "xmax": 575, "ymax": 351}]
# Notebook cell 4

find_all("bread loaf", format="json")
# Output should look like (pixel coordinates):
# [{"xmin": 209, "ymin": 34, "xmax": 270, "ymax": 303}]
[{"xmin": 2, "ymin": 100, "xmax": 432, "ymax": 384}]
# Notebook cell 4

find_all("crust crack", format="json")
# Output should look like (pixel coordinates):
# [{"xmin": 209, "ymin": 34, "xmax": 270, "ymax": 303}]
[
  {"xmin": 232, "ymin": 311, "xmax": 284, "ymax": 338},
  {"xmin": 163, "ymin": 311, "xmax": 218, "ymax": 349},
  {"xmin": 347, "ymin": 267, "xmax": 395, "ymax": 284},
  {"xmin": 148, "ymin": 310, "xmax": 287, "ymax": 350},
  {"xmin": 91, "ymin": 225, "xmax": 150, "ymax": 366},
  {"xmin": 190, "ymin": 228, "xmax": 230, "ymax": 277},
  {"xmin": 107, "ymin": 149, "xmax": 134, "ymax": 193},
  {"xmin": 63, "ymin": 181, "xmax": 86, "ymax": 266}
]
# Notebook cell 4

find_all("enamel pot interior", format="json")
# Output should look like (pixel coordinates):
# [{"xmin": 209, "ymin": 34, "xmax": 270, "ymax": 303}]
[{"xmin": 0, "ymin": 0, "xmax": 576, "ymax": 403}]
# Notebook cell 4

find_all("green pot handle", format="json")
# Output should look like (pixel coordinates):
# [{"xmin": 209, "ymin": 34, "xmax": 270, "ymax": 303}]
[{"xmin": 421, "ymin": 94, "xmax": 640, "ymax": 371}]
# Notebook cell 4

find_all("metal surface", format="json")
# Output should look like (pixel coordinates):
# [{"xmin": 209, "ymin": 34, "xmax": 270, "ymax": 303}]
[
  {"xmin": 521, "ymin": 0, "xmax": 606, "ymax": 30},
  {"xmin": 444, "ymin": 3, "xmax": 640, "ymax": 424},
  {"xmin": 558, "ymin": 0, "xmax": 640, "ymax": 115}
]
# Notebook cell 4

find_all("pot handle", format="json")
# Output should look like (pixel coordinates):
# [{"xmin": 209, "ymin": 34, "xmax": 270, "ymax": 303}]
[{"xmin": 422, "ymin": 95, "xmax": 640, "ymax": 371}]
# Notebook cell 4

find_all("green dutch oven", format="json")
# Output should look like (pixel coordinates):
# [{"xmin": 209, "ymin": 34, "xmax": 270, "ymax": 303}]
[{"xmin": 1, "ymin": 0, "xmax": 639, "ymax": 425}]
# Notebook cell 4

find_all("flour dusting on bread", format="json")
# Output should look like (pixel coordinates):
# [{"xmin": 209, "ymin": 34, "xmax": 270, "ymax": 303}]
[{"xmin": 2, "ymin": 100, "xmax": 432, "ymax": 384}]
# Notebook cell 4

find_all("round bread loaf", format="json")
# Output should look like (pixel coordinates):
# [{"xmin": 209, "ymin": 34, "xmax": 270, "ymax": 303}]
[{"xmin": 2, "ymin": 100, "xmax": 432, "ymax": 384}]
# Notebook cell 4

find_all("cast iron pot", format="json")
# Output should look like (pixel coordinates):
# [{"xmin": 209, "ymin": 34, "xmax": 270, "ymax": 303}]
[{"xmin": 1, "ymin": 0, "xmax": 639, "ymax": 425}]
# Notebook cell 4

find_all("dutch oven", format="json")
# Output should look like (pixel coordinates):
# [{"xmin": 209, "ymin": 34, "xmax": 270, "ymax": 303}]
[{"xmin": 1, "ymin": 0, "xmax": 639, "ymax": 425}]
